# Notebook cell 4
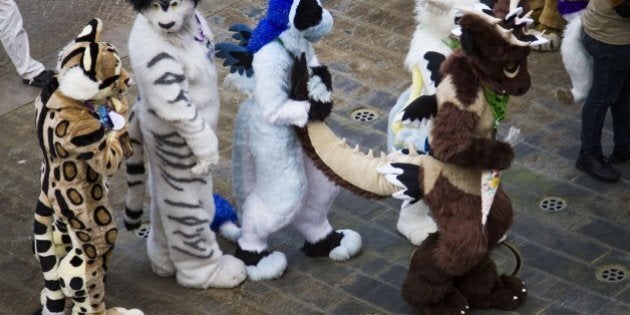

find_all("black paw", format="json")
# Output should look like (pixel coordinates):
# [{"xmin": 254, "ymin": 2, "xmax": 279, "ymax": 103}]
[
  {"xmin": 308, "ymin": 99, "xmax": 333, "ymax": 121},
  {"xmin": 310, "ymin": 65, "xmax": 332, "ymax": 91},
  {"xmin": 381, "ymin": 163, "xmax": 422, "ymax": 206},
  {"xmin": 290, "ymin": 52, "xmax": 310, "ymax": 101},
  {"xmin": 235, "ymin": 244, "xmax": 270, "ymax": 266},
  {"xmin": 301, "ymin": 231, "xmax": 343, "ymax": 257}
]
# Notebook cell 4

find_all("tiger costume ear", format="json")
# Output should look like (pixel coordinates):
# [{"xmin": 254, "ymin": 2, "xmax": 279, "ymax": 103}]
[{"xmin": 58, "ymin": 20, "xmax": 103, "ymax": 100}]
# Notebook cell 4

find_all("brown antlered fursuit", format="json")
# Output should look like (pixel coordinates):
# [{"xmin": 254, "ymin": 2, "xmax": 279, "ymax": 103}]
[{"xmin": 295, "ymin": 5, "xmax": 536, "ymax": 313}]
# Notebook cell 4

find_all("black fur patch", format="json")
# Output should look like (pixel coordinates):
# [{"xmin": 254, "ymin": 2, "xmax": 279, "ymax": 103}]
[
  {"xmin": 424, "ymin": 51, "xmax": 446, "ymax": 85},
  {"xmin": 401, "ymin": 95, "xmax": 438, "ymax": 123},
  {"xmin": 301, "ymin": 231, "xmax": 343, "ymax": 257},
  {"xmin": 61, "ymin": 47, "xmax": 86, "ymax": 69},
  {"xmin": 98, "ymin": 75, "xmax": 120, "ymax": 89},
  {"xmin": 46, "ymin": 298, "xmax": 66, "ymax": 313},
  {"xmin": 308, "ymin": 100, "xmax": 333, "ymax": 121},
  {"xmin": 77, "ymin": 152, "xmax": 95, "ymax": 160},
  {"xmin": 44, "ymin": 280, "xmax": 61, "ymax": 291},
  {"xmin": 294, "ymin": 0, "xmax": 323, "ymax": 30},
  {"xmin": 47, "ymin": 127, "xmax": 57, "ymax": 158},
  {"xmin": 84, "ymin": 43, "xmax": 99, "ymax": 80},
  {"xmin": 35, "ymin": 200, "xmax": 53, "ymax": 217},
  {"xmin": 126, "ymin": 163, "xmax": 145, "ymax": 175},
  {"xmin": 36, "ymin": 240, "xmax": 52, "ymax": 253},
  {"xmin": 34, "ymin": 220, "xmax": 47, "ymax": 235},
  {"xmin": 70, "ymin": 126, "xmax": 105, "ymax": 147},
  {"xmin": 69, "ymin": 277, "xmax": 84, "ymax": 290},
  {"xmin": 390, "ymin": 163, "xmax": 422, "ymax": 205},
  {"xmin": 55, "ymin": 189, "xmax": 75, "ymax": 218},
  {"xmin": 38, "ymin": 255, "xmax": 57, "ymax": 273},
  {"xmin": 311, "ymin": 66, "xmax": 332, "ymax": 91},
  {"xmin": 234, "ymin": 244, "xmax": 270, "ymax": 266}
]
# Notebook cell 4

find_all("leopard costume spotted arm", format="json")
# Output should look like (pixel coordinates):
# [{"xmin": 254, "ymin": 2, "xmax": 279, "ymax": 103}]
[{"xmin": 56, "ymin": 106, "xmax": 127, "ymax": 176}]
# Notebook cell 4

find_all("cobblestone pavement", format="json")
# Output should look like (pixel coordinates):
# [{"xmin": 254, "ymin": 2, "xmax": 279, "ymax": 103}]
[{"xmin": 0, "ymin": 0, "xmax": 628, "ymax": 314}]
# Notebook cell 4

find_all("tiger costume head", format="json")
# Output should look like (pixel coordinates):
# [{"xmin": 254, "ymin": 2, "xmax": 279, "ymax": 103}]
[
  {"xmin": 56, "ymin": 19, "xmax": 132, "ymax": 111},
  {"xmin": 128, "ymin": 0, "xmax": 201, "ymax": 34}
]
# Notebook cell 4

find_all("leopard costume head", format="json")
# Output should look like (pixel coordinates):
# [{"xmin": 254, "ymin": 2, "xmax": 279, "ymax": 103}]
[{"xmin": 56, "ymin": 19, "xmax": 132, "ymax": 112}]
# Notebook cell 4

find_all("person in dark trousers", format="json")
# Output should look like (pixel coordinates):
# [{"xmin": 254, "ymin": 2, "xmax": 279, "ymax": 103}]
[
  {"xmin": 0, "ymin": 0, "xmax": 53, "ymax": 87},
  {"xmin": 576, "ymin": 0, "xmax": 630, "ymax": 182}
]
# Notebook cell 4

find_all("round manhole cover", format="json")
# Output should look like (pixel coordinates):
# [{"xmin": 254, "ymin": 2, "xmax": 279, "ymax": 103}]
[
  {"xmin": 596, "ymin": 265, "xmax": 626, "ymax": 283},
  {"xmin": 351, "ymin": 108, "xmax": 379, "ymax": 122},
  {"xmin": 539, "ymin": 196, "xmax": 567, "ymax": 212},
  {"xmin": 135, "ymin": 223, "xmax": 151, "ymax": 239}
]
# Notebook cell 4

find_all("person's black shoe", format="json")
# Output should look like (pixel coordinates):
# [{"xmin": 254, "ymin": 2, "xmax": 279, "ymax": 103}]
[
  {"xmin": 609, "ymin": 148, "xmax": 630, "ymax": 164},
  {"xmin": 576, "ymin": 152, "xmax": 621, "ymax": 183},
  {"xmin": 22, "ymin": 69, "xmax": 55, "ymax": 88}
]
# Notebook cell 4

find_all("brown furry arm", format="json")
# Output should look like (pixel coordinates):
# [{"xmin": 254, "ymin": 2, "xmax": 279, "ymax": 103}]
[{"xmin": 430, "ymin": 102, "xmax": 514, "ymax": 170}]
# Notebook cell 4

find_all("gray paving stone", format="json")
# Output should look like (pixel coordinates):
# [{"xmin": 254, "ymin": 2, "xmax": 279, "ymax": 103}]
[
  {"xmin": 573, "ymin": 218, "xmax": 630, "ymax": 253},
  {"xmin": 341, "ymin": 273, "xmax": 415, "ymax": 314},
  {"xmin": 511, "ymin": 214, "xmax": 609, "ymax": 263},
  {"xmin": 328, "ymin": 296, "xmax": 385, "ymax": 315},
  {"xmin": 595, "ymin": 301, "xmax": 630, "ymax": 315},
  {"xmin": 516, "ymin": 240, "xmax": 626, "ymax": 298}
]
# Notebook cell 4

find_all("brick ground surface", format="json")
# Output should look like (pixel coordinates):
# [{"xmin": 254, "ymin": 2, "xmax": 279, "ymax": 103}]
[{"xmin": 0, "ymin": 0, "xmax": 628, "ymax": 314}]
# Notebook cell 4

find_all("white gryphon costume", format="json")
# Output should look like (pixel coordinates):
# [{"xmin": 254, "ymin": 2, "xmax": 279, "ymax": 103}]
[
  {"xmin": 387, "ymin": 0, "xmax": 478, "ymax": 246},
  {"xmin": 216, "ymin": 0, "xmax": 362, "ymax": 281},
  {"xmin": 124, "ymin": 0, "xmax": 246, "ymax": 289}
]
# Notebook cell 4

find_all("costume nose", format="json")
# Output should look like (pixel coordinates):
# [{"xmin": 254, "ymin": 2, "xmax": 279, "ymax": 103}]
[{"xmin": 159, "ymin": 22, "xmax": 175, "ymax": 29}]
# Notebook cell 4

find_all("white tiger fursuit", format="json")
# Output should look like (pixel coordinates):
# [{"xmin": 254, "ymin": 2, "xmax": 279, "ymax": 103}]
[{"xmin": 123, "ymin": 0, "xmax": 246, "ymax": 289}]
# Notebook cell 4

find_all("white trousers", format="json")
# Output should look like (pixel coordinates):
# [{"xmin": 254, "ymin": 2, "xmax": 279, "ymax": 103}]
[{"xmin": 0, "ymin": 0, "xmax": 44, "ymax": 79}]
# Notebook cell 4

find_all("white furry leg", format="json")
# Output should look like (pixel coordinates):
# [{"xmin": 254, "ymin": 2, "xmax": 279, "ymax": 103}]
[
  {"xmin": 296, "ymin": 159, "xmax": 362, "ymax": 261},
  {"xmin": 147, "ymin": 202, "xmax": 175, "ymax": 278},
  {"xmin": 236, "ymin": 192, "xmax": 299, "ymax": 281},
  {"xmin": 396, "ymin": 201, "xmax": 437, "ymax": 246}
]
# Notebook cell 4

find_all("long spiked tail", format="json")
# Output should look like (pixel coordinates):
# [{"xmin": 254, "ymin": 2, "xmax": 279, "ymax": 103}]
[{"xmin": 296, "ymin": 121, "xmax": 425, "ymax": 198}]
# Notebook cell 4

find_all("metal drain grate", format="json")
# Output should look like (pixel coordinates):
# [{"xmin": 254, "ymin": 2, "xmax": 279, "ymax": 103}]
[
  {"xmin": 596, "ymin": 265, "xmax": 626, "ymax": 283},
  {"xmin": 539, "ymin": 196, "xmax": 567, "ymax": 212},
  {"xmin": 135, "ymin": 223, "xmax": 151, "ymax": 239},
  {"xmin": 351, "ymin": 108, "xmax": 379, "ymax": 122}
]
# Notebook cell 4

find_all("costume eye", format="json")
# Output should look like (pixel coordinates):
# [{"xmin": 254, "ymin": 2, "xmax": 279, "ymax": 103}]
[
  {"xmin": 503, "ymin": 62, "xmax": 520, "ymax": 78},
  {"xmin": 171, "ymin": 1, "xmax": 178, "ymax": 7}
]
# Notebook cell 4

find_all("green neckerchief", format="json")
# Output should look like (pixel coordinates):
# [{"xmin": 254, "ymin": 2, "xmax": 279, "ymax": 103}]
[
  {"xmin": 483, "ymin": 86, "xmax": 510, "ymax": 129},
  {"xmin": 442, "ymin": 37, "xmax": 460, "ymax": 50}
]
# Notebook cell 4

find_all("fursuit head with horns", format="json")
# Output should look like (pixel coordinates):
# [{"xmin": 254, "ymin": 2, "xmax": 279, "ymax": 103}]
[
  {"xmin": 33, "ymin": 18, "xmax": 141, "ymax": 315},
  {"xmin": 124, "ymin": 0, "xmax": 248, "ymax": 289},
  {"xmin": 286, "ymin": 1, "xmax": 545, "ymax": 313},
  {"xmin": 215, "ymin": 0, "xmax": 362, "ymax": 282}
]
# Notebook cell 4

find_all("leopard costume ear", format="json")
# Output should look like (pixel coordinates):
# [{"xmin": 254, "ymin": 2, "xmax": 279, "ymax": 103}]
[
  {"xmin": 75, "ymin": 18, "xmax": 103, "ymax": 43},
  {"xmin": 58, "ymin": 19, "xmax": 103, "ymax": 100}
]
